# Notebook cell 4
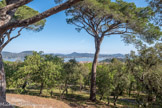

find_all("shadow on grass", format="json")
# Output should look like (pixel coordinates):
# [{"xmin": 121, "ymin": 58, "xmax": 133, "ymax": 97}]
[
  {"xmin": 7, "ymin": 89, "xmax": 125, "ymax": 108},
  {"xmin": 7, "ymin": 88, "xmax": 40, "ymax": 96},
  {"xmin": 7, "ymin": 88, "xmax": 110, "ymax": 108},
  {"xmin": 105, "ymin": 97, "xmax": 137, "ymax": 107},
  {"xmin": 64, "ymin": 94, "xmax": 109, "ymax": 108}
]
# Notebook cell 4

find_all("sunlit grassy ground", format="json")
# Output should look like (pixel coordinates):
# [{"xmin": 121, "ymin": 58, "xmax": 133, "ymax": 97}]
[
  {"xmin": 7, "ymin": 88, "xmax": 139, "ymax": 108},
  {"xmin": 7, "ymin": 87, "xmax": 162, "ymax": 108}
]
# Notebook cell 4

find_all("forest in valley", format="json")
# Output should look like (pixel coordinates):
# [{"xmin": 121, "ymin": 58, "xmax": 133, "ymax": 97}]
[{"xmin": 0, "ymin": 0, "xmax": 161, "ymax": 108}]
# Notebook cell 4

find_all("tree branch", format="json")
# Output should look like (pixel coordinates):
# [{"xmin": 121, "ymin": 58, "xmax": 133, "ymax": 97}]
[
  {"xmin": 0, "ymin": 27, "xmax": 24, "ymax": 51},
  {"xmin": 0, "ymin": 0, "xmax": 82, "ymax": 34},
  {"xmin": 0, "ymin": 0, "xmax": 33, "ymax": 13},
  {"xmin": 105, "ymin": 30, "xmax": 135, "ymax": 36}
]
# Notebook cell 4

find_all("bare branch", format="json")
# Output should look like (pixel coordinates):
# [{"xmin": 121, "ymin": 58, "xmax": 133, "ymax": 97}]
[
  {"xmin": 0, "ymin": 27, "xmax": 24, "ymax": 51},
  {"xmin": 11, "ymin": 27, "xmax": 24, "ymax": 39},
  {"xmin": 99, "ymin": 21, "xmax": 121, "ymax": 38},
  {"xmin": 82, "ymin": 16, "xmax": 96, "ymax": 35},
  {"xmin": 83, "ymin": 28, "xmax": 96, "ymax": 37}
]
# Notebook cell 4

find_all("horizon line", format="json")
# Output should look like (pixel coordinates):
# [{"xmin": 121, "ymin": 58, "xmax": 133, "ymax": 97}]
[{"xmin": 2, "ymin": 50, "xmax": 130, "ymax": 55}]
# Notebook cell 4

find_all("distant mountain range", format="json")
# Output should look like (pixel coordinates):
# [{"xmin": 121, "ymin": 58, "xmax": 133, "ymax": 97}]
[
  {"xmin": 2, "ymin": 51, "xmax": 125, "ymax": 60},
  {"xmin": 58, "ymin": 52, "xmax": 125, "ymax": 58},
  {"xmin": 2, "ymin": 51, "xmax": 33, "ymax": 59}
]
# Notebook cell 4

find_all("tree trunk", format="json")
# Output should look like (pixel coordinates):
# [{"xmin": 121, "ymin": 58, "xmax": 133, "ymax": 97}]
[
  {"xmin": 129, "ymin": 82, "xmax": 133, "ymax": 97},
  {"xmin": 90, "ymin": 37, "xmax": 103, "ymax": 102},
  {"xmin": 22, "ymin": 80, "xmax": 27, "ymax": 90},
  {"xmin": 107, "ymin": 96, "xmax": 110, "ymax": 105},
  {"xmin": 99, "ymin": 94, "xmax": 103, "ymax": 101},
  {"xmin": 0, "ymin": 46, "xmax": 13, "ymax": 108},
  {"xmin": 113, "ymin": 94, "xmax": 119, "ymax": 106},
  {"xmin": 80, "ymin": 83, "xmax": 83, "ymax": 92},
  {"xmin": 61, "ymin": 81, "xmax": 68, "ymax": 97},
  {"xmin": 39, "ymin": 82, "xmax": 44, "ymax": 95},
  {"xmin": 50, "ymin": 90, "xmax": 53, "ymax": 97},
  {"xmin": 0, "ymin": 53, "xmax": 6, "ymax": 101},
  {"xmin": 65, "ymin": 83, "xmax": 68, "ymax": 95}
]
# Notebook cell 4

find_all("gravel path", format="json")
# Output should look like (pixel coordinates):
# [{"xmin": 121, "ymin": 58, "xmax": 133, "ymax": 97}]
[{"xmin": 6, "ymin": 94, "xmax": 71, "ymax": 108}]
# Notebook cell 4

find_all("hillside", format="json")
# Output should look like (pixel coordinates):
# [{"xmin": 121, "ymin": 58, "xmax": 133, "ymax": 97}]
[
  {"xmin": 2, "ymin": 51, "xmax": 33, "ymax": 59},
  {"xmin": 2, "ymin": 51, "xmax": 125, "ymax": 60},
  {"xmin": 58, "ymin": 52, "xmax": 125, "ymax": 58}
]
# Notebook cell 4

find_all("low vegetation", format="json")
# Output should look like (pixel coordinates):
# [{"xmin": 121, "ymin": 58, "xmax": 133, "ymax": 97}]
[{"xmin": 4, "ymin": 43, "xmax": 162, "ymax": 108}]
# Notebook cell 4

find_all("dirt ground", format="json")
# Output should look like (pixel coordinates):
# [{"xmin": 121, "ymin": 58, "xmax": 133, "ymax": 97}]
[{"xmin": 6, "ymin": 94, "xmax": 71, "ymax": 108}]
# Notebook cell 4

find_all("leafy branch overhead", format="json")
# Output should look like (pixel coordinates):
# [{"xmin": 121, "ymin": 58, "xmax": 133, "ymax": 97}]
[
  {"xmin": 66, "ymin": 0, "xmax": 161, "ymax": 44},
  {"xmin": 0, "ymin": 0, "xmax": 81, "ymax": 33},
  {"xmin": 0, "ymin": 0, "xmax": 46, "ymax": 31},
  {"xmin": 0, "ymin": 0, "xmax": 81, "ymax": 52}
]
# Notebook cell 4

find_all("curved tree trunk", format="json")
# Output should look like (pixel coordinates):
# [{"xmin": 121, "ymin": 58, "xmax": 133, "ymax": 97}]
[
  {"xmin": 90, "ymin": 37, "xmax": 103, "ymax": 102},
  {"xmin": 0, "ymin": 53, "xmax": 6, "ymax": 101}
]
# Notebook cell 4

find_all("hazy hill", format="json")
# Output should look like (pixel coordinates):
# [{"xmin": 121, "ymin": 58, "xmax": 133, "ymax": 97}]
[
  {"xmin": 54, "ymin": 52, "xmax": 125, "ymax": 58},
  {"xmin": 2, "ymin": 51, "xmax": 125, "ymax": 60},
  {"xmin": 2, "ymin": 51, "xmax": 33, "ymax": 59}
]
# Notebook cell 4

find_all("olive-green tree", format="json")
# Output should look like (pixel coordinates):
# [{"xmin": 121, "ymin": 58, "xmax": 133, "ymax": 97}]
[
  {"xmin": 4, "ymin": 61, "xmax": 23, "ymax": 89},
  {"xmin": 18, "ymin": 52, "xmax": 61, "ymax": 95},
  {"xmin": 43, "ymin": 55, "xmax": 63, "ymax": 95},
  {"xmin": 110, "ymin": 59, "xmax": 130, "ymax": 106},
  {"xmin": 61, "ymin": 59, "xmax": 79, "ymax": 96},
  {"xmin": 60, "ymin": 59, "xmax": 89, "ymax": 96},
  {"xmin": 96, "ymin": 59, "xmax": 130, "ymax": 105},
  {"xmin": 96, "ymin": 64, "xmax": 113, "ymax": 103},
  {"xmin": 126, "ymin": 43, "xmax": 162, "ymax": 106},
  {"xmin": 77, "ymin": 63, "xmax": 90, "ymax": 91}
]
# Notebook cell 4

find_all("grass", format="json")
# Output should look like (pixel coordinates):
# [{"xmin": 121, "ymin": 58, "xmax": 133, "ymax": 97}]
[{"xmin": 7, "ymin": 88, "xmax": 139, "ymax": 108}]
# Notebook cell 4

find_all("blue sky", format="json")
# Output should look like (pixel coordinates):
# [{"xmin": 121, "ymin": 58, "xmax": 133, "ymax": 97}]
[{"xmin": 3, "ymin": 0, "xmax": 148, "ymax": 54}]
